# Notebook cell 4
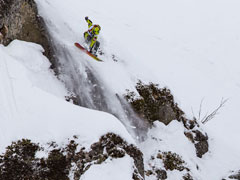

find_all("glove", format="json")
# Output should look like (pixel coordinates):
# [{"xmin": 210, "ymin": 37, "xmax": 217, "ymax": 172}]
[{"xmin": 85, "ymin": 16, "xmax": 88, "ymax": 21}]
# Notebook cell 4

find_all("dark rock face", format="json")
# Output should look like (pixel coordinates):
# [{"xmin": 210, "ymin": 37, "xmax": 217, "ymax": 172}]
[
  {"xmin": 156, "ymin": 169, "xmax": 167, "ymax": 180},
  {"xmin": 0, "ymin": 25, "xmax": 8, "ymax": 41},
  {"xmin": 183, "ymin": 118, "xmax": 209, "ymax": 158},
  {"xmin": 158, "ymin": 104, "xmax": 177, "ymax": 125},
  {"xmin": 193, "ymin": 130, "xmax": 209, "ymax": 158},
  {"xmin": 195, "ymin": 140, "xmax": 208, "ymax": 158},
  {"xmin": 0, "ymin": 0, "xmax": 56, "ymax": 68},
  {"xmin": 159, "ymin": 151, "xmax": 187, "ymax": 171},
  {"xmin": 0, "ymin": 139, "xmax": 41, "ymax": 180},
  {"xmin": 92, "ymin": 133, "xmax": 144, "ymax": 179},
  {"xmin": 145, "ymin": 151, "xmax": 193, "ymax": 180},
  {"xmin": 229, "ymin": 171, "xmax": 240, "ymax": 179},
  {"xmin": 125, "ymin": 81, "xmax": 184, "ymax": 126},
  {"xmin": 183, "ymin": 173, "xmax": 194, "ymax": 180},
  {"xmin": 0, "ymin": 134, "xmax": 144, "ymax": 180},
  {"xmin": 185, "ymin": 129, "xmax": 209, "ymax": 158}
]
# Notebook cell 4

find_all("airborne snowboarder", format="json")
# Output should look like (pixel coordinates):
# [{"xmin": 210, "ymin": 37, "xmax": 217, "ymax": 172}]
[{"xmin": 83, "ymin": 17, "xmax": 101, "ymax": 56}]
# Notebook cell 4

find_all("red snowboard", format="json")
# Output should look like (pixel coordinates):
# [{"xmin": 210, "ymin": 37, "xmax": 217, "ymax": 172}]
[{"xmin": 74, "ymin": 42, "xmax": 103, "ymax": 62}]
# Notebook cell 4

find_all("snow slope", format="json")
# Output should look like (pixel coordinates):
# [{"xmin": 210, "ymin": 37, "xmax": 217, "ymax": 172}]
[
  {"xmin": 140, "ymin": 121, "xmax": 202, "ymax": 179},
  {"xmin": 34, "ymin": 0, "xmax": 240, "ymax": 177},
  {"xmin": 81, "ymin": 156, "xmax": 134, "ymax": 180},
  {"xmin": 34, "ymin": 0, "xmax": 240, "ymax": 179},
  {"xmin": 0, "ymin": 40, "xmax": 134, "ymax": 153},
  {"xmin": 1, "ymin": 0, "xmax": 239, "ymax": 179}
]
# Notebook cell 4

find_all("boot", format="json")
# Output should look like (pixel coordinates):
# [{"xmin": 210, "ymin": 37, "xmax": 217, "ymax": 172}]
[{"xmin": 92, "ymin": 41, "xmax": 100, "ymax": 56}]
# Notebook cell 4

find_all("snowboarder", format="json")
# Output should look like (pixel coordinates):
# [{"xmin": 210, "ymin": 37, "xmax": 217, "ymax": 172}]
[
  {"xmin": 83, "ymin": 17, "xmax": 101, "ymax": 56},
  {"xmin": 0, "ymin": 24, "xmax": 8, "ymax": 43}
]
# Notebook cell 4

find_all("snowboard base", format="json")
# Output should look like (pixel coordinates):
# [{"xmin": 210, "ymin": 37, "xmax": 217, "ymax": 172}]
[{"xmin": 74, "ymin": 42, "xmax": 103, "ymax": 62}]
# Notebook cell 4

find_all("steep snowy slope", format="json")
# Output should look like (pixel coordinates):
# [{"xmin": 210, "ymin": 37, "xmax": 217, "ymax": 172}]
[
  {"xmin": 0, "ymin": 39, "xmax": 139, "ymax": 179},
  {"xmin": 35, "ymin": 0, "xmax": 158, "ymax": 137},
  {"xmin": 0, "ymin": 40, "xmax": 134, "ymax": 150},
  {"xmin": 34, "ymin": 0, "xmax": 240, "ymax": 179},
  {"xmin": 1, "ymin": 0, "xmax": 239, "ymax": 179}
]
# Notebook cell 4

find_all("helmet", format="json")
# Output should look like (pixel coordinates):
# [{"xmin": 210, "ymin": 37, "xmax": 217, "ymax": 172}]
[{"xmin": 94, "ymin": 25, "xmax": 101, "ymax": 35}]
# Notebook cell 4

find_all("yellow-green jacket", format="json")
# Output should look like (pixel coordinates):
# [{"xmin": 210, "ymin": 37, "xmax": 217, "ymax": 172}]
[{"xmin": 85, "ymin": 18, "xmax": 101, "ymax": 48}]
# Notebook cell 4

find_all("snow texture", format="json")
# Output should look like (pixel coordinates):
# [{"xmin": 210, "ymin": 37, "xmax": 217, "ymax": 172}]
[
  {"xmin": 0, "ymin": 0, "xmax": 240, "ymax": 179},
  {"xmin": 81, "ymin": 156, "xmax": 134, "ymax": 180},
  {"xmin": 0, "ymin": 40, "xmax": 134, "ymax": 153}
]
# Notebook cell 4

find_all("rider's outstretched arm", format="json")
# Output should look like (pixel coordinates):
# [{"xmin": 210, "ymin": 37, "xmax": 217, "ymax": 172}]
[{"xmin": 85, "ymin": 17, "xmax": 92, "ymax": 28}]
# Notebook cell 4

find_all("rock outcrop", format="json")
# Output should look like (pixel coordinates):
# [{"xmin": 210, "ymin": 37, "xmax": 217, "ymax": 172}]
[
  {"xmin": 223, "ymin": 170, "xmax": 240, "ymax": 180},
  {"xmin": 125, "ymin": 81, "xmax": 184, "ymax": 126},
  {"xmin": 125, "ymin": 81, "xmax": 209, "ymax": 158},
  {"xmin": 145, "ymin": 151, "xmax": 193, "ymax": 180},
  {"xmin": 183, "ymin": 120, "xmax": 209, "ymax": 158},
  {"xmin": 0, "ymin": 0, "xmax": 56, "ymax": 68},
  {"xmin": 0, "ymin": 133, "xmax": 144, "ymax": 180}
]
